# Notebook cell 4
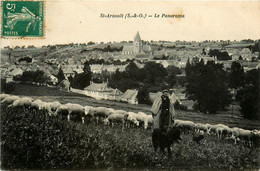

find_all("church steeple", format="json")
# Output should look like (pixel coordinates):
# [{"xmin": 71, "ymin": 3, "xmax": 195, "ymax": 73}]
[
  {"xmin": 133, "ymin": 31, "xmax": 142, "ymax": 53},
  {"xmin": 134, "ymin": 31, "xmax": 142, "ymax": 42}
]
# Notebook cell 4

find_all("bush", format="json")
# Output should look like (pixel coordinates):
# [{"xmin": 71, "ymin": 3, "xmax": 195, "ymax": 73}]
[
  {"xmin": 1, "ymin": 79, "xmax": 16, "ymax": 93},
  {"xmin": 13, "ymin": 71, "xmax": 50, "ymax": 84}
]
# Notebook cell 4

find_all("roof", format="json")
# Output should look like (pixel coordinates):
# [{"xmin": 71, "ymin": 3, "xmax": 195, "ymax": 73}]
[
  {"xmin": 122, "ymin": 45, "xmax": 133, "ymax": 52},
  {"xmin": 84, "ymin": 82, "xmax": 113, "ymax": 92},
  {"xmin": 9, "ymin": 68, "xmax": 23, "ymax": 76},
  {"xmin": 90, "ymin": 64, "xmax": 103, "ymax": 70},
  {"xmin": 121, "ymin": 89, "xmax": 138, "ymax": 100},
  {"xmin": 143, "ymin": 44, "xmax": 151, "ymax": 51},
  {"xmin": 62, "ymin": 68, "xmax": 74, "ymax": 74},
  {"xmin": 134, "ymin": 31, "xmax": 142, "ymax": 42},
  {"xmin": 109, "ymin": 89, "xmax": 123, "ymax": 96},
  {"xmin": 240, "ymin": 48, "xmax": 251, "ymax": 54}
]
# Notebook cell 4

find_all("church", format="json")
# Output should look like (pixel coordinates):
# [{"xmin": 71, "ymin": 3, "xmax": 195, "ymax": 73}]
[{"xmin": 122, "ymin": 31, "xmax": 152, "ymax": 55}]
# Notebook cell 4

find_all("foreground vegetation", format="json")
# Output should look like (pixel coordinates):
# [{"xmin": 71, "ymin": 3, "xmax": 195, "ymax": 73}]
[{"xmin": 1, "ymin": 105, "xmax": 259, "ymax": 170}]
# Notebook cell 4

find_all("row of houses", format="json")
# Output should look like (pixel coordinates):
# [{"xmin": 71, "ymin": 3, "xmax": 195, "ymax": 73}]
[
  {"xmin": 80, "ymin": 82, "xmax": 184, "ymax": 105},
  {"xmin": 0, "ymin": 63, "xmax": 58, "ymax": 84},
  {"xmin": 83, "ymin": 82, "xmax": 138, "ymax": 104}
]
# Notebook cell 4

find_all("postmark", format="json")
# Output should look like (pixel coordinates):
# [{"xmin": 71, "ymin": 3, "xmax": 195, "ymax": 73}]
[{"xmin": 1, "ymin": 0, "xmax": 45, "ymax": 38}]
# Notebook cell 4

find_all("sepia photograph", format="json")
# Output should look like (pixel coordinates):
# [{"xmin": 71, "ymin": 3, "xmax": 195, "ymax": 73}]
[{"xmin": 0, "ymin": 0, "xmax": 260, "ymax": 170}]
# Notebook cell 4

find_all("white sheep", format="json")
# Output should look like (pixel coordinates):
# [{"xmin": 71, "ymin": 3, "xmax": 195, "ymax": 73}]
[
  {"xmin": 30, "ymin": 99, "xmax": 43, "ymax": 114},
  {"xmin": 49, "ymin": 101, "xmax": 61, "ymax": 112},
  {"xmin": 54, "ymin": 104, "xmax": 69, "ymax": 120},
  {"xmin": 136, "ymin": 112, "xmax": 149, "ymax": 129},
  {"xmin": 92, "ymin": 107, "xmax": 115, "ymax": 124},
  {"xmin": 8, "ymin": 97, "xmax": 32, "ymax": 111},
  {"xmin": 194, "ymin": 123, "xmax": 211, "ymax": 134},
  {"xmin": 104, "ymin": 113, "xmax": 127, "ymax": 129},
  {"xmin": 38, "ymin": 102, "xmax": 52, "ymax": 115},
  {"xmin": 83, "ymin": 105, "xmax": 95, "ymax": 123},
  {"xmin": 0, "ymin": 94, "xmax": 10, "ymax": 101},
  {"xmin": 175, "ymin": 120, "xmax": 195, "ymax": 133},
  {"xmin": 66, "ymin": 103, "xmax": 85, "ymax": 123},
  {"xmin": 126, "ymin": 112, "xmax": 139, "ymax": 128},
  {"xmin": 232, "ymin": 128, "xmax": 253, "ymax": 146},
  {"xmin": 1, "ymin": 95, "xmax": 20, "ymax": 104}
]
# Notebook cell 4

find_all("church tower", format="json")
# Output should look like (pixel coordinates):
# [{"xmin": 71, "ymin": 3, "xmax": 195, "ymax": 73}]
[{"xmin": 133, "ymin": 31, "xmax": 143, "ymax": 53}]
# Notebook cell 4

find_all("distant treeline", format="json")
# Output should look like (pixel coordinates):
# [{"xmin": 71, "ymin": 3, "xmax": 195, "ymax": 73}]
[{"xmin": 81, "ymin": 45, "xmax": 123, "ymax": 53}]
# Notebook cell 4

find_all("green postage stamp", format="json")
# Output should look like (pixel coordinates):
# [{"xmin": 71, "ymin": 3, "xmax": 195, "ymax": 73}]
[{"xmin": 1, "ymin": 1, "xmax": 44, "ymax": 38}]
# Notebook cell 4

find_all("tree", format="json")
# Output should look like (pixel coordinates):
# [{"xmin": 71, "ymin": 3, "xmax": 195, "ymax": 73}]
[
  {"xmin": 143, "ymin": 62, "xmax": 168, "ymax": 85},
  {"xmin": 185, "ymin": 60, "xmax": 232, "ymax": 114},
  {"xmin": 56, "ymin": 68, "xmax": 65, "ymax": 84},
  {"xmin": 125, "ymin": 61, "xmax": 140, "ymax": 81},
  {"xmin": 229, "ymin": 61, "xmax": 244, "ymax": 89},
  {"xmin": 137, "ymin": 86, "xmax": 152, "ymax": 105},
  {"xmin": 236, "ymin": 69, "xmax": 259, "ymax": 120},
  {"xmin": 71, "ymin": 61, "xmax": 92, "ymax": 90},
  {"xmin": 14, "ymin": 71, "xmax": 50, "ymax": 84}
]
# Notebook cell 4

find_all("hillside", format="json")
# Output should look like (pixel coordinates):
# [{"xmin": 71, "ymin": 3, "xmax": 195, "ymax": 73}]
[{"xmin": 11, "ymin": 83, "xmax": 260, "ymax": 130}]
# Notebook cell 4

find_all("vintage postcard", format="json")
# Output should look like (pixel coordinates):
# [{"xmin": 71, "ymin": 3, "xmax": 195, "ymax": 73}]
[{"xmin": 0, "ymin": 0, "xmax": 260, "ymax": 170}]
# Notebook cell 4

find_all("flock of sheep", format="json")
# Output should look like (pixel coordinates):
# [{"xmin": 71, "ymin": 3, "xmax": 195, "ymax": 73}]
[{"xmin": 1, "ymin": 93, "xmax": 259, "ymax": 147}]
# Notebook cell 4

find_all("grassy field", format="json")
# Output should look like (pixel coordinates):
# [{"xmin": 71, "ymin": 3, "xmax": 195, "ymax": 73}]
[
  {"xmin": 1, "ymin": 105, "xmax": 259, "ymax": 170},
  {"xmin": 11, "ymin": 83, "xmax": 260, "ymax": 130}
]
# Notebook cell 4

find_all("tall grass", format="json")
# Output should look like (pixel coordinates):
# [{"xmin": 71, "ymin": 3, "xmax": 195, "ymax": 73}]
[{"xmin": 1, "ymin": 106, "xmax": 259, "ymax": 170}]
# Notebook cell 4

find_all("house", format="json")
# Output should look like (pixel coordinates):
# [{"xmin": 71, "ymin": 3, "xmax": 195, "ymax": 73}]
[
  {"xmin": 121, "ymin": 89, "xmax": 138, "ymax": 104},
  {"xmin": 107, "ymin": 89, "xmax": 123, "ymax": 101},
  {"xmin": 62, "ymin": 68, "xmax": 75, "ymax": 79},
  {"xmin": 239, "ymin": 48, "xmax": 252, "ymax": 61},
  {"xmin": 84, "ymin": 82, "xmax": 114, "ymax": 100},
  {"xmin": 155, "ymin": 60, "xmax": 177, "ymax": 68},
  {"xmin": 9, "ymin": 68, "xmax": 23, "ymax": 77},
  {"xmin": 239, "ymin": 61, "xmax": 259, "ymax": 71},
  {"xmin": 90, "ymin": 64, "xmax": 103, "ymax": 74}
]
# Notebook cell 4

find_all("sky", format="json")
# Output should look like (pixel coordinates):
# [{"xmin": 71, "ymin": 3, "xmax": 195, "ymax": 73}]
[{"xmin": 1, "ymin": 0, "xmax": 260, "ymax": 47}]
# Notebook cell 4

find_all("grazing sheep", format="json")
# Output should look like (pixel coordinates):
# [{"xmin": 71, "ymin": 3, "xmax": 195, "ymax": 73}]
[
  {"xmin": 194, "ymin": 123, "xmax": 211, "ymax": 134},
  {"xmin": 126, "ymin": 112, "xmax": 139, "ymax": 128},
  {"xmin": 104, "ymin": 113, "xmax": 127, "ymax": 129},
  {"xmin": 237, "ymin": 129, "xmax": 253, "ymax": 146},
  {"xmin": 152, "ymin": 127, "xmax": 182, "ymax": 157},
  {"xmin": 175, "ymin": 120, "xmax": 195, "ymax": 134},
  {"xmin": 208, "ymin": 124, "xmax": 227, "ymax": 136},
  {"xmin": 136, "ymin": 112, "xmax": 149, "ymax": 129},
  {"xmin": 30, "ymin": 99, "xmax": 43, "ymax": 114},
  {"xmin": 83, "ymin": 105, "xmax": 95, "ymax": 123},
  {"xmin": 38, "ymin": 102, "xmax": 52, "ymax": 115},
  {"xmin": 0, "ymin": 94, "xmax": 10, "ymax": 101},
  {"xmin": 54, "ymin": 104, "xmax": 69, "ymax": 120},
  {"xmin": 8, "ymin": 97, "xmax": 32, "ymax": 111},
  {"xmin": 66, "ymin": 103, "xmax": 85, "ymax": 123},
  {"xmin": 49, "ymin": 101, "xmax": 61, "ymax": 112},
  {"xmin": 251, "ymin": 130, "xmax": 260, "ymax": 147},
  {"xmin": 1, "ymin": 95, "xmax": 20, "ymax": 104},
  {"xmin": 92, "ymin": 107, "xmax": 115, "ymax": 124}
]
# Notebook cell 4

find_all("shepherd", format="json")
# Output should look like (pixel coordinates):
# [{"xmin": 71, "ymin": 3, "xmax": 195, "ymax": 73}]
[{"xmin": 151, "ymin": 89, "xmax": 179, "ymax": 131}]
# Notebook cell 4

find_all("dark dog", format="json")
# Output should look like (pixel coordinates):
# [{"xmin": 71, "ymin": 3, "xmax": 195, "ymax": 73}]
[{"xmin": 152, "ymin": 127, "xmax": 181, "ymax": 157}]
